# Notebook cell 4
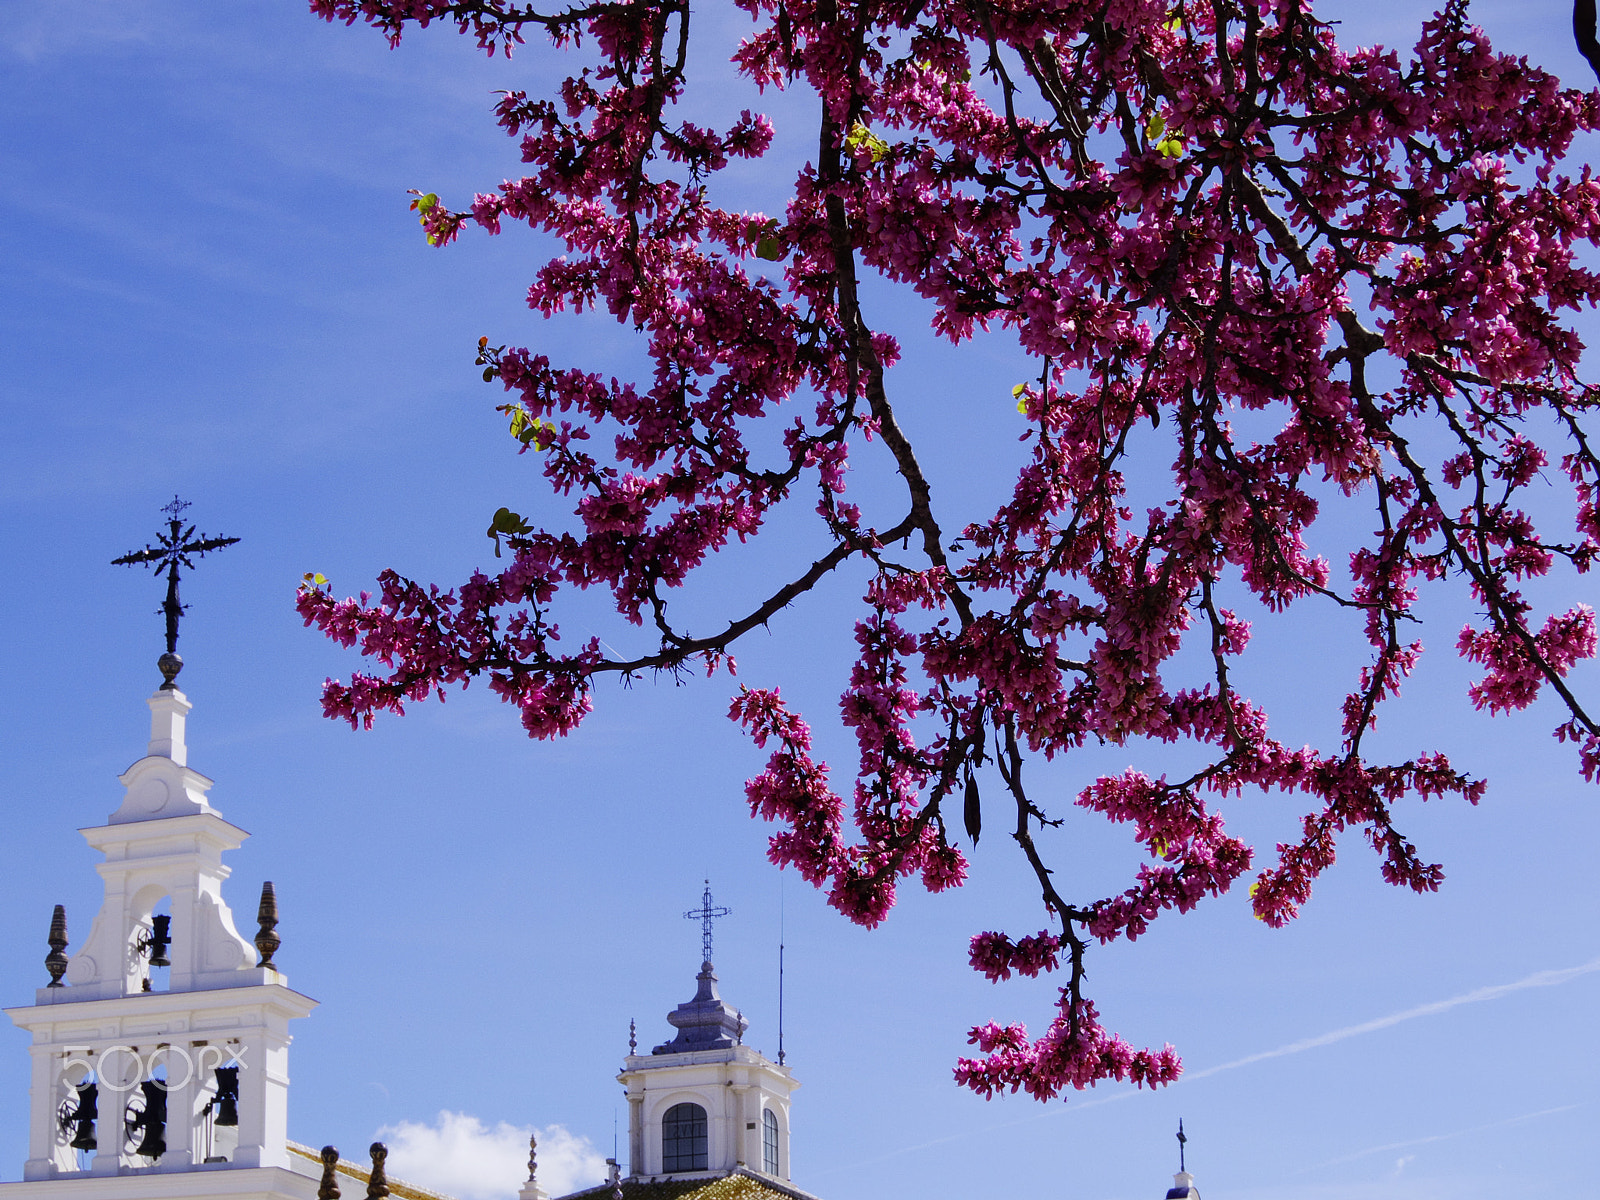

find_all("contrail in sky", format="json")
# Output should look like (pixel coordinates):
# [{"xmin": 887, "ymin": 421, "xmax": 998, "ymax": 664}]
[{"xmin": 1181, "ymin": 954, "xmax": 1600, "ymax": 1083}]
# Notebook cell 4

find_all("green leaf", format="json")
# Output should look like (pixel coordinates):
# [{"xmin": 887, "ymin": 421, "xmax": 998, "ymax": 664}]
[
  {"xmin": 1145, "ymin": 113, "xmax": 1166, "ymax": 141},
  {"xmin": 486, "ymin": 506, "xmax": 533, "ymax": 557},
  {"xmin": 845, "ymin": 121, "xmax": 889, "ymax": 163},
  {"xmin": 1011, "ymin": 382, "xmax": 1027, "ymax": 398},
  {"xmin": 755, "ymin": 235, "xmax": 785, "ymax": 261}
]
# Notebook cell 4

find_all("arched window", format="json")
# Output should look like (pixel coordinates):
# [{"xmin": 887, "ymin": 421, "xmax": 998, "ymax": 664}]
[
  {"xmin": 762, "ymin": 1108, "xmax": 779, "ymax": 1175},
  {"xmin": 661, "ymin": 1102, "xmax": 708, "ymax": 1172}
]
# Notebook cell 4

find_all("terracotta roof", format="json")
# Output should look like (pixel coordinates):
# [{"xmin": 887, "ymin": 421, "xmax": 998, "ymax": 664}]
[{"xmin": 288, "ymin": 1140, "xmax": 459, "ymax": 1200}]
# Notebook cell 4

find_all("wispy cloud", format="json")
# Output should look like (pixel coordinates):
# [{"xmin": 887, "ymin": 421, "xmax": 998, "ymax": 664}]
[
  {"xmin": 377, "ymin": 1111, "xmax": 607, "ymax": 1200},
  {"xmin": 1182, "ymin": 955, "xmax": 1600, "ymax": 1083},
  {"xmin": 1293, "ymin": 1105, "xmax": 1578, "ymax": 1174}
]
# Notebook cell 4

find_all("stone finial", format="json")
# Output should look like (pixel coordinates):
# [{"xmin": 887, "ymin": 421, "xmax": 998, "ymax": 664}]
[
  {"xmin": 255, "ymin": 881, "xmax": 280, "ymax": 968},
  {"xmin": 318, "ymin": 1145, "xmax": 341, "ymax": 1199},
  {"xmin": 527, "ymin": 1132, "xmax": 538, "ymax": 1182},
  {"xmin": 628, "ymin": 1019, "xmax": 636, "ymax": 1054},
  {"xmin": 45, "ymin": 905, "xmax": 69, "ymax": 987},
  {"xmin": 367, "ymin": 1142, "xmax": 390, "ymax": 1199}
]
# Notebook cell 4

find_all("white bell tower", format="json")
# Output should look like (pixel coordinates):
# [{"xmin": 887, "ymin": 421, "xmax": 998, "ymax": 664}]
[
  {"xmin": 618, "ymin": 886, "xmax": 798, "ymax": 1186},
  {"xmin": 0, "ymin": 678, "xmax": 318, "ymax": 1199}
]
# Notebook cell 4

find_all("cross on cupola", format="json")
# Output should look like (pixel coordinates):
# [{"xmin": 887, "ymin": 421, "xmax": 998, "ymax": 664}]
[
  {"xmin": 111, "ymin": 496, "xmax": 239, "ymax": 690},
  {"xmin": 683, "ymin": 881, "xmax": 731, "ymax": 966}
]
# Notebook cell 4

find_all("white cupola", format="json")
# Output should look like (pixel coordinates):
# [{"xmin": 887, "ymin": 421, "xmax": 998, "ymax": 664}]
[
  {"xmin": 617, "ymin": 886, "xmax": 798, "ymax": 1186},
  {"xmin": 0, "ymin": 672, "xmax": 318, "ymax": 1199}
]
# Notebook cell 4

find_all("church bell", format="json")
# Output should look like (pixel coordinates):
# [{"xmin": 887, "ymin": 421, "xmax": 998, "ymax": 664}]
[
  {"xmin": 67, "ymin": 1082, "xmax": 98, "ymax": 1152},
  {"xmin": 212, "ymin": 1066, "xmax": 240, "ymax": 1127},
  {"xmin": 128, "ymin": 1080, "xmax": 167, "ymax": 1159},
  {"xmin": 146, "ymin": 914, "xmax": 172, "ymax": 968}
]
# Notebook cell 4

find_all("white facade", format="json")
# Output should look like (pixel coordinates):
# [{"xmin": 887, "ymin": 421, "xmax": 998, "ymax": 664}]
[
  {"xmin": 0, "ymin": 684, "xmax": 318, "ymax": 1200},
  {"xmin": 618, "ymin": 962, "xmax": 797, "ymax": 1185}
]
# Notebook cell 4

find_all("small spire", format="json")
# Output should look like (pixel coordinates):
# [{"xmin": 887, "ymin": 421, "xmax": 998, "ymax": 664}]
[
  {"xmin": 527, "ymin": 1132, "xmax": 538, "ymax": 1183},
  {"xmin": 1165, "ymin": 1120, "xmax": 1199, "ymax": 1199},
  {"xmin": 255, "ymin": 881, "xmax": 280, "ymax": 968},
  {"xmin": 45, "ymin": 905, "xmax": 69, "ymax": 987},
  {"xmin": 628, "ymin": 1019, "xmax": 636, "ymax": 1054},
  {"xmin": 367, "ymin": 1142, "xmax": 390, "ymax": 1199},
  {"xmin": 318, "ymin": 1145, "xmax": 341, "ymax": 1200}
]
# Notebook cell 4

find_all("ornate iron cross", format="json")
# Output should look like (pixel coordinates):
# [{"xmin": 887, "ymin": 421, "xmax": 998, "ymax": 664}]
[
  {"xmin": 684, "ymin": 880, "xmax": 731, "ymax": 964},
  {"xmin": 112, "ymin": 497, "xmax": 239, "ymax": 687}
]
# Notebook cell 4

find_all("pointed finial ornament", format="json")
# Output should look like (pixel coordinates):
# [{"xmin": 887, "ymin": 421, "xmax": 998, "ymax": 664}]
[
  {"xmin": 45, "ymin": 905, "xmax": 69, "ymax": 986},
  {"xmin": 112, "ymin": 497, "xmax": 239, "ymax": 689},
  {"xmin": 367, "ymin": 1142, "xmax": 390, "ymax": 1199},
  {"xmin": 255, "ymin": 881, "xmax": 280, "ymax": 968},
  {"xmin": 1165, "ymin": 1119, "xmax": 1198, "ymax": 1199},
  {"xmin": 526, "ymin": 1133, "xmax": 538, "ymax": 1183},
  {"xmin": 628, "ymin": 1019, "xmax": 637, "ymax": 1054},
  {"xmin": 318, "ymin": 1145, "xmax": 341, "ymax": 1200},
  {"xmin": 683, "ymin": 880, "xmax": 731, "ymax": 964}
]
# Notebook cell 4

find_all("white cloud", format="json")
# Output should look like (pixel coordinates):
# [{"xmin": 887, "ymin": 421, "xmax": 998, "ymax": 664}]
[{"xmin": 376, "ymin": 1111, "xmax": 608, "ymax": 1200}]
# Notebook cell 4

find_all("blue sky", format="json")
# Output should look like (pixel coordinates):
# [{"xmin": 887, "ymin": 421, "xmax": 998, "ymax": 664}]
[{"xmin": 1, "ymin": 3, "xmax": 1597, "ymax": 1198}]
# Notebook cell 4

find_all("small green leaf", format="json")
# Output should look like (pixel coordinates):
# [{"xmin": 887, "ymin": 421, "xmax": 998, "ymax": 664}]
[
  {"xmin": 487, "ymin": 506, "xmax": 533, "ymax": 557},
  {"xmin": 845, "ymin": 121, "xmax": 889, "ymax": 162},
  {"xmin": 755, "ymin": 235, "xmax": 784, "ymax": 261},
  {"xmin": 1157, "ymin": 136, "xmax": 1185, "ymax": 159},
  {"xmin": 1011, "ymin": 382, "xmax": 1027, "ymax": 398},
  {"xmin": 1145, "ymin": 113, "xmax": 1166, "ymax": 141}
]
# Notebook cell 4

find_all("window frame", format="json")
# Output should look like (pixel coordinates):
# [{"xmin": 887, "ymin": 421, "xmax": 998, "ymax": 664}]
[
  {"xmin": 661, "ymin": 1101, "xmax": 708, "ymax": 1173},
  {"xmin": 762, "ymin": 1107, "xmax": 779, "ymax": 1175}
]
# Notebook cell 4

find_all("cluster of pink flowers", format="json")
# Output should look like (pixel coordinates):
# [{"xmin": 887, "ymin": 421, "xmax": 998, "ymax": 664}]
[
  {"xmin": 305, "ymin": 0, "xmax": 1600, "ymax": 1100},
  {"xmin": 954, "ymin": 1000, "xmax": 1182, "ymax": 1100}
]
